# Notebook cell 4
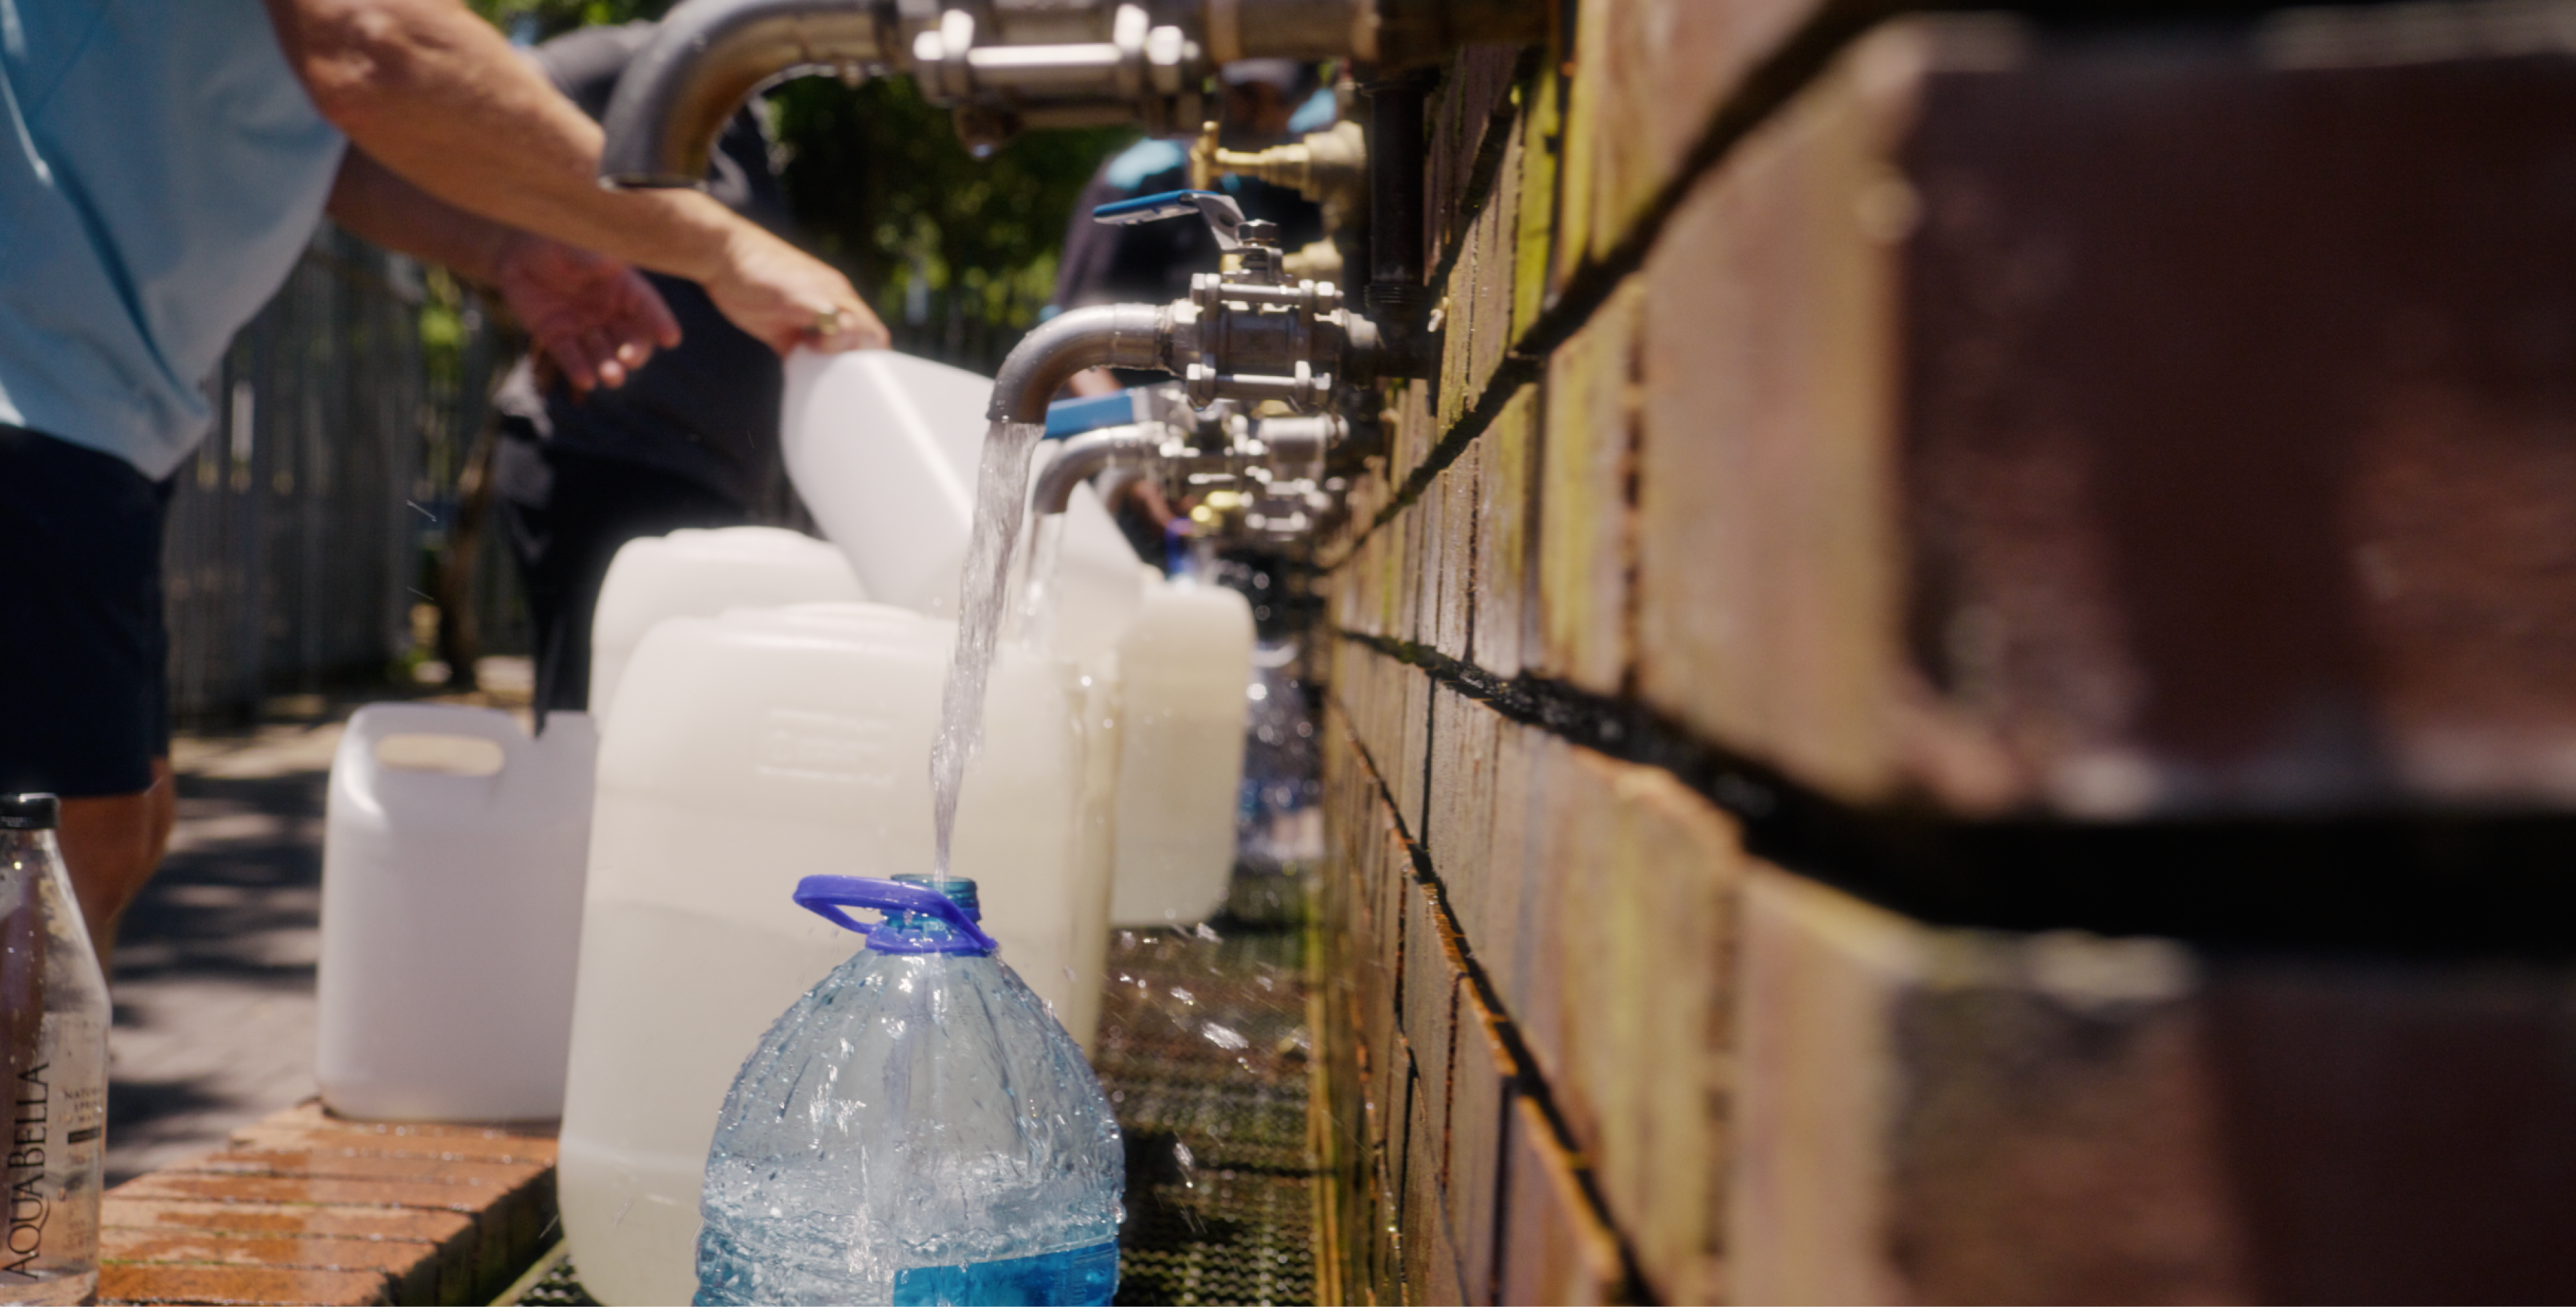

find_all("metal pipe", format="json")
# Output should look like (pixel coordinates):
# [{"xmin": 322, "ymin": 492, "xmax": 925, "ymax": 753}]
[
  {"xmin": 599, "ymin": 0, "xmax": 888, "ymax": 188},
  {"xmin": 1362, "ymin": 74, "xmax": 1427, "ymax": 306},
  {"xmin": 1373, "ymin": 0, "xmax": 1549, "ymax": 68},
  {"xmin": 987, "ymin": 304, "xmax": 1173, "ymax": 423},
  {"xmin": 1213, "ymin": 0, "xmax": 1375, "ymax": 62},
  {"xmin": 1032, "ymin": 425, "xmax": 1163, "ymax": 514},
  {"xmin": 601, "ymin": 0, "xmax": 1549, "ymax": 187}
]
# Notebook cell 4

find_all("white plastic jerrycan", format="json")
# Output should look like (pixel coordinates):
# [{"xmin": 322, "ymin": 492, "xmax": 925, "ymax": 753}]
[
  {"xmin": 317, "ymin": 704, "xmax": 595, "ymax": 1121},
  {"xmin": 587, "ymin": 525, "xmax": 865, "ymax": 723},
  {"xmin": 558, "ymin": 602, "xmax": 1110, "ymax": 1307},
  {"xmin": 782, "ymin": 349, "xmax": 1144, "ymax": 663},
  {"xmin": 1111, "ymin": 577, "xmax": 1257, "ymax": 925}
]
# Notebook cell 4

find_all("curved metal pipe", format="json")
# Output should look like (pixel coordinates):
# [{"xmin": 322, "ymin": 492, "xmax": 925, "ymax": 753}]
[
  {"xmin": 1032, "ymin": 425, "xmax": 1163, "ymax": 514},
  {"xmin": 988, "ymin": 304, "xmax": 1172, "ymax": 423},
  {"xmin": 600, "ymin": 0, "xmax": 887, "ymax": 188},
  {"xmin": 600, "ymin": 0, "xmax": 1553, "ymax": 189}
]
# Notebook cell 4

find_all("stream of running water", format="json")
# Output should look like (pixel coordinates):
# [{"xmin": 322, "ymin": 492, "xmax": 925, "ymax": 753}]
[
  {"xmin": 1011, "ymin": 512, "xmax": 1069, "ymax": 652},
  {"xmin": 928, "ymin": 418, "xmax": 1048, "ymax": 881}
]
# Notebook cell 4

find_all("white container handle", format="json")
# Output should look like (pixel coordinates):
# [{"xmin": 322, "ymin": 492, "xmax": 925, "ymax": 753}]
[{"xmin": 340, "ymin": 703, "xmax": 529, "ymax": 794}]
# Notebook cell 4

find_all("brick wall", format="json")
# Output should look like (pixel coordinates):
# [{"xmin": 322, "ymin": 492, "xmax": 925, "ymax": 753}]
[{"xmin": 1314, "ymin": 3, "xmax": 2576, "ymax": 1302}]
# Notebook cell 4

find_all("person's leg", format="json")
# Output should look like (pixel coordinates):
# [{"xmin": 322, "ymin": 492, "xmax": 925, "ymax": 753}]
[
  {"xmin": 58, "ymin": 758, "xmax": 169, "ymax": 974},
  {"xmin": 0, "ymin": 428, "xmax": 170, "ymax": 969},
  {"xmin": 493, "ymin": 418, "xmax": 588, "ymax": 722}
]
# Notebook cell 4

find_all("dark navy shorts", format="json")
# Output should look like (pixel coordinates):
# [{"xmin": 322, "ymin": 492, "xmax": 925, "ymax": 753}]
[{"xmin": 0, "ymin": 426, "xmax": 172, "ymax": 797}]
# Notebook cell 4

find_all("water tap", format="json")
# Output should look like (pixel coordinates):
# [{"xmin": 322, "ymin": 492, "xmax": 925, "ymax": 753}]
[
  {"xmin": 1034, "ymin": 382, "xmax": 1345, "ymax": 549},
  {"xmin": 1087, "ymin": 189, "xmax": 1381, "ymax": 412}
]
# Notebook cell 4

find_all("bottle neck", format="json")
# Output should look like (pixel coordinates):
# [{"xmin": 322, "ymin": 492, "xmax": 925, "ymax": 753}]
[
  {"xmin": 0, "ymin": 828, "xmax": 58, "ymax": 864},
  {"xmin": 870, "ymin": 876, "xmax": 992, "ymax": 956}
]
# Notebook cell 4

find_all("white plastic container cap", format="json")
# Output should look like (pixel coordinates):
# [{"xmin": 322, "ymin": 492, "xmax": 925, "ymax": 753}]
[
  {"xmin": 317, "ymin": 704, "xmax": 595, "ymax": 1122},
  {"xmin": 588, "ymin": 526, "xmax": 865, "ymax": 723},
  {"xmin": 782, "ymin": 349, "xmax": 1144, "ymax": 663}
]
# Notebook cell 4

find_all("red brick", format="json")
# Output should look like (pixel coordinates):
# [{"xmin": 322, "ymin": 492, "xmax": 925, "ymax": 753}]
[
  {"xmin": 1426, "ymin": 46, "xmax": 1523, "ymax": 282},
  {"xmin": 1403, "ymin": 879, "xmax": 1466, "ymax": 1190},
  {"xmin": 1408, "ymin": 462, "xmax": 1442, "ymax": 644},
  {"xmin": 256, "ymin": 1103, "xmax": 554, "ymax": 1143},
  {"xmin": 1632, "ymin": 28, "xmax": 1911, "ymax": 807},
  {"xmin": 1477, "ymin": 716, "xmax": 1540, "ymax": 1019},
  {"xmin": 1393, "ymin": 378, "xmax": 1436, "ymax": 489},
  {"xmin": 1449, "ymin": 984, "xmax": 1520, "ymax": 1305},
  {"xmin": 1512, "ymin": 64, "xmax": 1564, "ymax": 341},
  {"xmin": 1425, "ymin": 1215, "xmax": 1467, "ymax": 1307},
  {"xmin": 102, "ymin": 1231, "xmax": 439, "ymax": 1304},
  {"xmin": 103, "ymin": 1231, "xmax": 427, "ymax": 1271},
  {"xmin": 112, "ymin": 1149, "xmax": 550, "ymax": 1302},
  {"xmin": 1398, "ymin": 660, "xmax": 1432, "ymax": 836},
  {"xmin": 1730, "ymin": 867, "xmax": 1897, "ymax": 1304},
  {"xmin": 1555, "ymin": 0, "xmax": 1609, "ymax": 286},
  {"xmin": 1731, "ymin": 865, "xmax": 2243, "ymax": 1304},
  {"xmin": 1373, "ymin": 840, "xmax": 1413, "ymax": 1131},
  {"xmin": 1529, "ymin": 749, "xmax": 1737, "ymax": 1304},
  {"xmin": 225, "ymin": 1127, "xmax": 553, "ymax": 1168},
  {"xmin": 1472, "ymin": 386, "xmax": 1541, "ymax": 678},
  {"xmin": 97, "ymin": 1264, "xmax": 392, "ymax": 1306},
  {"xmin": 100, "ymin": 1198, "xmax": 472, "ymax": 1245},
  {"xmin": 1506, "ymin": 732, "xmax": 1578, "ymax": 1086},
  {"xmin": 1371, "ymin": 1129, "xmax": 1405, "ymax": 1306},
  {"xmin": 1401, "ymin": 1083, "xmax": 1439, "ymax": 1307},
  {"xmin": 1467, "ymin": 129, "xmax": 1523, "ymax": 404},
  {"xmin": 112, "ymin": 1172, "xmax": 497, "ymax": 1213},
  {"xmin": 189, "ymin": 1149, "xmax": 546, "ymax": 1191},
  {"xmin": 1498, "ymin": 1097, "xmax": 1625, "ymax": 1306},
  {"xmin": 1538, "ymin": 277, "xmax": 1641, "ymax": 696},
  {"xmin": 1642, "ymin": 11, "xmax": 2576, "ymax": 813},
  {"xmin": 1434, "ymin": 447, "xmax": 1483, "ymax": 661},
  {"xmin": 1587, "ymin": 0, "xmax": 1821, "ymax": 262},
  {"xmin": 1427, "ymin": 688, "xmax": 1501, "ymax": 934}
]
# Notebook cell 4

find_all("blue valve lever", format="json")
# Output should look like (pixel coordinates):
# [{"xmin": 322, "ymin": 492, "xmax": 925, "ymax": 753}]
[{"xmin": 1090, "ymin": 189, "xmax": 1246, "ymax": 250}]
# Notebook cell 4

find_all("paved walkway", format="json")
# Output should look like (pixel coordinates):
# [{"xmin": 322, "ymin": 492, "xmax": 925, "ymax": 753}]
[{"xmin": 107, "ymin": 663, "xmax": 533, "ymax": 1186}]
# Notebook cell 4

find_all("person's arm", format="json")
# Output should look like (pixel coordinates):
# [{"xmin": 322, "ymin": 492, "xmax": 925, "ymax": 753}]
[
  {"xmin": 329, "ymin": 148, "xmax": 680, "ymax": 392},
  {"xmin": 266, "ymin": 0, "xmax": 887, "ymax": 354}
]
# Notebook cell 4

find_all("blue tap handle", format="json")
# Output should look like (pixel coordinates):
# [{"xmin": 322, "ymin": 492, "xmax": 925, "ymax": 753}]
[
  {"xmin": 794, "ymin": 875, "xmax": 1000, "ymax": 955},
  {"xmin": 1092, "ymin": 188, "xmax": 1244, "ymax": 250}
]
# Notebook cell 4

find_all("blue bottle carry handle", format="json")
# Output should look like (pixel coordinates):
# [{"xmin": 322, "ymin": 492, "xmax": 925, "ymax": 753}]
[{"xmin": 794, "ymin": 876, "xmax": 1000, "ymax": 956}]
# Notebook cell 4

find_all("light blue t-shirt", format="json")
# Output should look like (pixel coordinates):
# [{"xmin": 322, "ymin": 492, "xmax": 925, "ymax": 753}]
[{"xmin": 0, "ymin": 0, "xmax": 346, "ymax": 479}]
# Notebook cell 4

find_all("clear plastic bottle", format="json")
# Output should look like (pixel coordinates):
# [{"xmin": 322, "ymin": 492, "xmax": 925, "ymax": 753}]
[
  {"xmin": 0, "ymin": 795, "xmax": 108, "ymax": 1306},
  {"xmin": 694, "ymin": 876, "xmax": 1123, "ymax": 1306}
]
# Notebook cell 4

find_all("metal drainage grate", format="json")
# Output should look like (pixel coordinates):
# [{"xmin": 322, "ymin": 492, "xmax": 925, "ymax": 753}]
[
  {"xmin": 1097, "ymin": 917, "xmax": 1316, "ymax": 1307},
  {"xmin": 520, "ymin": 911, "xmax": 1318, "ymax": 1307}
]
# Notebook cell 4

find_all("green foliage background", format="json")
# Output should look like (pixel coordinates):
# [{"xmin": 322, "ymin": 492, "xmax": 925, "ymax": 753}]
[{"xmin": 462, "ymin": 0, "xmax": 1132, "ymax": 372}]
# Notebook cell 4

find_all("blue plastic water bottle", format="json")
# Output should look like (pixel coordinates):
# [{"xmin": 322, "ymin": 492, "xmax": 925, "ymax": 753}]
[{"xmin": 693, "ymin": 876, "xmax": 1124, "ymax": 1306}]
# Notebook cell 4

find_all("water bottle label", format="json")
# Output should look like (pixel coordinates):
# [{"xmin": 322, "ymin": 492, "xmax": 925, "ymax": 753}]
[
  {"xmin": 890, "ymin": 1239, "xmax": 1118, "ymax": 1307},
  {"xmin": 4, "ymin": 1056, "xmax": 101, "ymax": 1281}
]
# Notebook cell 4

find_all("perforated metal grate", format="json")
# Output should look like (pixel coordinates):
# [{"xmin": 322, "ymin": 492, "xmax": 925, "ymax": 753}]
[
  {"xmin": 1097, "ymin": 919, "xmax": 1317, "ymax": 1306},
  {"xmin": 519, "ymin": 913, "xmax": 1320, "ymax": 1307}
]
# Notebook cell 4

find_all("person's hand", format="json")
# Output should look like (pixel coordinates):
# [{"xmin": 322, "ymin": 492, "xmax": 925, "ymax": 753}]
[
  {"xmin": 492, "ymin": 232, "xmax": 683, "ymax": 393},
  {"xmin": 700, "ymin": 225, "xmax": 890, "ymax": 356}
]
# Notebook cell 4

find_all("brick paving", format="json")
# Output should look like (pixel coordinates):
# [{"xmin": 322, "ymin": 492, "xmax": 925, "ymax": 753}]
[{"xmin": 101, "ymin": 1104, "xmax": 559, "ymax": 1306}]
